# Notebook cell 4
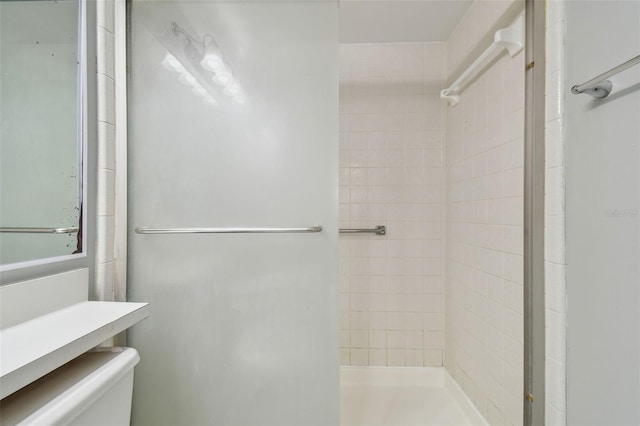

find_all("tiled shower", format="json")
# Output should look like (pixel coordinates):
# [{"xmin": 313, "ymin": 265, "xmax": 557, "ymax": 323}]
[
  {"xmin": 339, "ymin": 42, "xmax": 447, "ymax": 368},
  {"xmin": 339, "ymin": 2, "xmax": 525, "ymax": 424}
]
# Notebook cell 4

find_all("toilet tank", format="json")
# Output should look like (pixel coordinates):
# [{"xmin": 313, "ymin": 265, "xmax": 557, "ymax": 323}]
[{"xmin": 0, "ymin": 348, "xmax": 139, "ymax": 426}]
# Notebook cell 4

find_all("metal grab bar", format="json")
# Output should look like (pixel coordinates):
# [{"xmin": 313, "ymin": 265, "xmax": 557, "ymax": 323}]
[
  {"xmin": 571, "ymin": 54, "xmax": 640, "ymax": 99},
  {"xmin": 339, "ymin": 225, "xmax": 386, "ymax": 236},
  {"xmin": 135, "ymin": 226, "xmax": 322, "ymax": 234},
  {"xmin": 0, "ymin": 227, "xmax": 79, "ymax": 234}
]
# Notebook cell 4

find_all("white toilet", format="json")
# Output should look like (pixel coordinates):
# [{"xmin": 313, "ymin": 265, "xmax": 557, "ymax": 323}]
[{"xmin": 0, "ymin": 347, "xmax": 139, "ymax": 426}]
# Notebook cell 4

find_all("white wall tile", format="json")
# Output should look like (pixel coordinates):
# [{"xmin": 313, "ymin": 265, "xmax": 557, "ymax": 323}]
[
  {"xmin": 424, "ymin": 349, "xmax": 443, "ymax": 366},
  {"xmin": 387, "ymin": 349, "xmax": 405, "ymax": 365},
  {"xmin": 97, "ymin": 122, "xmax": 115, "ymax": 171},
  {"xmin": 97, "ymin": 169, "xmax": 115, "ymax": 216},
  {"xmin": 97, "ymin": 27, "xmax": 114, "ymax": 79},
  {"xmin": 445, "ymin": 7, "xmax": 525, "ymax": 424},
  {"xmin": 95, "ymin": 215, "xmax": 115, "ymax": 263},
  {"xmin": 369, "ymin": 349, "xmax": 387, "ymax": 365},
  {"xmin": 339, "ymin": 42, "xmax": 446, "ymax": 367},
  {"xmin": 94, "ymin": 261, "xmax": 115, "ymax": 301},
  {"xmin": 97, "ymin": 74, "xmax": 115, "ymax": 125},
  {"xmin": 96, "ymin": 0, "xmax": 114, "ymax": 33},
  {"xmin": 95, "ymin": 0, "xmax": 118, "ymax": 302},
  {"xmin": 544, "ymin": 5, "xmax": 567, "ymax": 419},
  {"xmin": 351, "ymin": 348, "xmax": 369, "ymax": 366}
]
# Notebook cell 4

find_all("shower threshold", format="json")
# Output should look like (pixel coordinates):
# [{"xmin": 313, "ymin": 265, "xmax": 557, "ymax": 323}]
[{"xmin": 340, "ymin": 367, "xmax": 488, "ymax": 426}]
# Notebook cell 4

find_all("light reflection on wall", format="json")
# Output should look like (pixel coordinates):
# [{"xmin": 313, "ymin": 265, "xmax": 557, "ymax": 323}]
[
  {"xmin": 163, "ymin": 22, "xmax": 246, "ymax": 106},
  {"xmin": 200, "ymin": 37, "xmax": 246, "ymax": 104},
  {"xmin": 162, "ymin": 53, "xmax": 218, "ymax": 106}
]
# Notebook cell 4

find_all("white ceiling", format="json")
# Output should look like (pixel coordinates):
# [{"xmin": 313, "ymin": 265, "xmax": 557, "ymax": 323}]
[{"xmin": 340, "ymin": 0, "xmax": 473, "ymax": 44}]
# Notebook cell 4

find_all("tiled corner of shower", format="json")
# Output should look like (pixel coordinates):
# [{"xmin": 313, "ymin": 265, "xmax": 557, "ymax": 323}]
[
  {"xmin": 338, "ymin": 42, "xmax": 447, "ymax": 368},
  {"xmin": 95, "ymin": 0, "xmax": 117, "ymax": 302},
  {"xmin": 443, "ymin": 2, "xmax": 525, "ymax": 425},
  {"xmin": 95, "ymin": 0, "xmax": 126, "ymax": 307},
  {"xmin": 443, "ymin": 51, "xmax": 525, "ymax": 426},
  {"xmin": 544, "ymin": 1, "xmax": 567, "ymax": 425}
]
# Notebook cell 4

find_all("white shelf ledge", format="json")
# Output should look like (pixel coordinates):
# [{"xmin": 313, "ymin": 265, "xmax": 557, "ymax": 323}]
[{"xmin": 0, "ymin": 301, "xmax": 149, "ymax": 399}]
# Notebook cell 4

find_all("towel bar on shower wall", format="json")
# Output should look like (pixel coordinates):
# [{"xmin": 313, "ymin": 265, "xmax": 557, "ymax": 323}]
[
  {"xmin": 440, "ymin": 14, "xmax": 525, "ymax": 106},
  {"xmin": 134, "ymin": 226, "xmax": 323, "ymax": 234},
  {"xmin": 571, "ymin": 54, "xmax": 640, "ymax": 99},
  {"xmin": 339, "ymin": 226, "xmax": 386, "ymax": 236},
  {"xmin": 0, "ymin": 227, "xmax": 80, "ymax": 234}
]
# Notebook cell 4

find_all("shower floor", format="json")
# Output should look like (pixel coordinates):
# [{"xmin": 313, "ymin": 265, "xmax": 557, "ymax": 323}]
[{"xmin": 340, "ymin": 367, "xmax": 487, "ymax": 426}]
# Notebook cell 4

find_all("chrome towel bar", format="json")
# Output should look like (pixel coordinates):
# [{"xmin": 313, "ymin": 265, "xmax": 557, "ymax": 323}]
[
  {"xmin": 571, "ymin": 54, "xmax": 640, "ymax": 99},
  {"xmin": 339, "ymin": 226, "xmax": 386, "ymax": 236},
  {"xmin": 0, "ymin": 227, "xmax": 79, "ymax": 234},
  {"xmin": 135, "ymin": 226, "xmax": 322, "ymax": 234}
]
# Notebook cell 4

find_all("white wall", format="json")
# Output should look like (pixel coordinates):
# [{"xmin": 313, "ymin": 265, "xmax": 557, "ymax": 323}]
[
  {"xmin": 564, "ymin": 1, "xmax": 640, "ymax": 424},
  {"xmin": 443, "ymin": 2, "xmax": 524, "ymax": 425},
  {"xmin": 338, "ymin": 42, "xmax": 447, "ymax": 367},
  {"xmin": 127, "ymin": 2, "xmax": 340, "ymax": 423}
]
